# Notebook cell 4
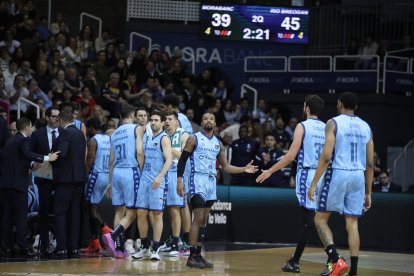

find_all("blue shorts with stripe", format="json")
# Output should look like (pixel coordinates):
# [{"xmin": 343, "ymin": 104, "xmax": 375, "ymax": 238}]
[
  {"xmin": 166, "ymin": 169, "xmax": 185, "ymax": 207},
  {"xmin": 136, "ymin": 174, "xmax": 168, "ymax": 211},
  {"xmin": 317, "ymin": 168, "xmax": 365, "ymax": 217},
  {"xmin": 295, "ymin": 168, "xmax": 323, "ymax": 210},
  {"xmin": 111, "ymin": 167, "xmax": 140, "ymax": 209},
  {"xmin": 189, "ymin": 173, "xmax": 216, "ymax": 202},
  {"xmin": 85, "ymin": 172, "xmax": 109, "ymax": 204}
]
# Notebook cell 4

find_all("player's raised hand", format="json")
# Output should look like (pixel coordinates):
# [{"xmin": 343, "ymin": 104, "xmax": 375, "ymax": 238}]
[
  {"xmin": 256, "ymin": 169, "xmax": 271, "ymax": 183},
  {"xmin": 244, "ymin": 160, "xmax": 258, "ymax": 174}
]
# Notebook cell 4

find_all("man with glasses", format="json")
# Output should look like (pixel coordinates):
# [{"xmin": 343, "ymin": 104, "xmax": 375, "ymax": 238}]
[{"xmin": 30, "ymin": 107, "xmax": 61, "ymax": 255}]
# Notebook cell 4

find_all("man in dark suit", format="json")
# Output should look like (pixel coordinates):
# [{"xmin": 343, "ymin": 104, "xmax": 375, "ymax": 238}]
[
  {"xmin": 52, "ymin": 109, "xmax": 86, "ymax": 258},
  {"xmin": 30, "ymin": 106, "xmax": 61, "ymax": 255},
  {"xmin": 0, "ymin": 117, "xmax": 58, "ymax": 256},
  {"xmin": 0, "ymin": 117, "xmax": 10, "ymax": 252},
  {"xmin": 373, "ymin": 170, "xmax": 403, "ymax": 193}
]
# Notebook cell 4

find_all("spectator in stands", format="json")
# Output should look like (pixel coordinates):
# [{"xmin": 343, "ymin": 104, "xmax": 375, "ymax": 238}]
[
  {"xmin": 252, "ymin": 99, "xmax": 267, "ymax": 124},
  {"xmin": 15, "ymin": 18, "xmax": 35, "ymax": 41},
  {"xmin": 356, "ymin": 33, "xmax": 378, "ymax": 69},
  {"xmin": 55, "ymin": 33, "xmax": 67, "ymax": 57},
  {"xmin": 82, "ymin": 67, "xmax": 100, "ymax": 98},
  {"xmin": 90, "ymin": 104, "xmax": 107, "ymax": 126},
  {"xmin": 0, "ymin": 73, "xmax": 8, "ymax": 102},
  {"xmin": 262, "ymin": 120, "xmax": 274, "ymax": 137},
  {"xmin": 340, "ymin": 38, "xmax": 360, "ymax": 70},
  {"xmin": 250, "ymin": 119, "xmax": 264, "ymax": 145},
  {"xmin": 159, "ymin": 51, "xmax": 172, "ymax": 73},
  {"xmin": 185, "ymin": 108, "xmax": 200, "ymax": 132},
  {"xmin": 17, "ymin": 60, "xmax": 34, "ymax": 81},
  {"xmin": 50, "ymin": 13, "xmax": 68, "ymax": 35},
  {"xmin": 373, "ymin": 170, "xmax": 402, "ymax": 193},
  {"xmin": 36, "ymin": 15, "xmax": 50, "ymax": 42},
  {"xmin": 12, "ymin": 47, "xmax": 24, "ymax": 67},
  {"xmin": 274, "ymin": 117, "xmax": 291, "ymax": 150},
  {"xmin": 78, "ymin": 24, "xmax": 94, "ymax": 62},
  {"xmin": 28, "ymin": 78, "xmax": 52, "ymax": 109},
  {"xmin": 120, "ymin": 72, "xmax": 143, "ymax": 106},
  {"xmin": 209, "ymin": 79, "xmax": 228, "ymax": 101},
  {"xmin": 230, "ymin": 125, "xmax": 260, "ymax": 186},
  {"xmin": 95, "ymin": 28, "xmax": 113, "ymax": 53},
  {"xmin": 33, "ymin": 60, "xmax": 52, "ymax": 94},
  {"xmin": 237, "ymin": 97, "xmax": 252, "ymax": 121},
  {"xmin": 50, "ymin": 69, "xmax": 68, "ymax": 94},
  {"xmin": 111, "ymin": 58, "xmax": 128, "ymax": 82},
  {"xmin": 3, "ymin": 58, "xmax": 18, "ymax": 89},
  {"xmin": 195, "ymin": 68, "xmax": 214, "ymax": 96},
  {"xmin": 255, "ymin": 133, "xmax": 285, "ymax": 187},
  {"xmin": 65, "ymin": 66, "xmax": 82, "ymax": 94},
  {"xmin": 0, "ymin": 29, "xmax": 20, "ymax": 55},
  {"xmin": 7, "ymin": 74, "xmax": 33, "ymax": 116},
  {"xmin": 147, "ymin": 49, "xmax": 160, "ymax": 70},
  {"xmin": 64, "ymin": 37, "xmax": 82, "ymax": 66},
  {"xmin": 76, "ymin": 86, "xmax": 96, "ymax": 118},
  {"xmin": 129, "ymin": 45, "xmax": 147, "ymax": 79},
  {"xmin": 115, "ymin": 41, "xmax": 128, "ymax": 60},
  {"xmin": 100, "ymin": 71, "xmax": 123, "ymax": 118},
  {"xmin": 104, "ymin": 43, "xmax": 117, "ymax": 70},
  {"xmin": 373, "ymin": 151, "xmax": 382, "ymax": 181},
  {"xmin": 47, "ymin": 50, "xmax": 65, "ymax": 77},
  {"xmin": 285, "ymin": 116, "xmax": 299, "ymax": 140},
  {"xmin": 0, "ymin": 46, "xmax": 10, "ymax": 72},
  {"xmin": 92, "ymin": 50, "xmax": 109, "ymax": 90},
  {"xmin": 223, "ymin": 99, "xmax": 240, "ymax": 125}
]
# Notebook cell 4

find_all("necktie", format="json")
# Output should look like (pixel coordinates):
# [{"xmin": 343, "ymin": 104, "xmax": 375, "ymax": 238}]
[{"xmin": 51, "ymin": 130, "xmax": 57, "ymax": 145}]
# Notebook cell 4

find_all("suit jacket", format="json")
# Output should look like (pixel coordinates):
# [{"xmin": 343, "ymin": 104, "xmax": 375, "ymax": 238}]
[
  {"xmin": 52, "ymin": 125, "xmax": 86, "ymax": 183},
  {"xmin": 0, "ymin": 132, "xmax": 45, "ymax": 192},
  {"xmin": 0, "ymin": 118, "xmax": 9, "ymax": 175},
  {"xmin": 30, "ymin": 126, "xmax": 62, "ymax": 183},
  {"xmin": 373, "ymin": 182, "xmax": 403, "ymax": 193}
]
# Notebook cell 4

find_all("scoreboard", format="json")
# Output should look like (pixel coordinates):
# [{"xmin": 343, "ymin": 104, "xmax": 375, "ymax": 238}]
[{"xmin": 199, "ymin": 4, "xmax": 310, "ymax": 44}]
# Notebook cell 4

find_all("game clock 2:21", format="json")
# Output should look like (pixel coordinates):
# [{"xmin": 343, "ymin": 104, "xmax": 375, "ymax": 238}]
[{"xmin": 200, "ymin": 5, "xmax": 310, "ymax": 44}]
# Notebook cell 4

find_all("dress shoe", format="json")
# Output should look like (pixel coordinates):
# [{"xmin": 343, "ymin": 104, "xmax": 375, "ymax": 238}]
[
  {"xmin": 70, "ymin": 249, "xmax": 80, "ymax": 258},
  {"xmin": 54, "ymin": 249, "xmax": 68, "ymax": 258},
  {"xmin": 40, "ymin": 245, "xmax": 52, "ymax": 256}
]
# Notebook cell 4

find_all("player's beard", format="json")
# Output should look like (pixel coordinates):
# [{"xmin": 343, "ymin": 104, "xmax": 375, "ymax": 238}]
[
  {"xmin": 302, "ymin": 110, "xmax": 307, "ymax": 120},
  {"xmin": 204, "ymin": 124, "xmax": 213, "ymax": 131}
]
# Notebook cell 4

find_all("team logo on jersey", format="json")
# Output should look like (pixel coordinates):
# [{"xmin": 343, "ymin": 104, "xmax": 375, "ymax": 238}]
[
  {"xmin": 215, "ymin": 145, "xmax": 219, "ymax": 149},
  {"xmin": 153, "ymin": 142, "xmax": 158, "ymax": 148}
]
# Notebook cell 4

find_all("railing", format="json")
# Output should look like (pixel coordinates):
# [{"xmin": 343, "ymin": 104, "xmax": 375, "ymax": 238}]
[
  {"xmin": 17, "ymin": 98, "xmax": 40, "ymax": 120},
  {"xmin": 182, "ymin": 48, "xmax": 195, "ymax": 75},
  {"xmin": 240, "ymin": 84, "xmax": 257, "ymax": 114},
  {"xmin": 80, "ymin": 12, "xmax": 102, "ymax": 37},
  {"xmin": 129, "ymin": 32, "xmax": 152, "ymax": 53},
  {"xmin": 244, "ymin": 56, "xmax": 287, "ymax": 72},
  {"xmin": 392, "ymin": 140, "xmax": 414, "ymax": 191},
  {"xmin": 0, "ymin": 99, "xmax": 10, "ymax": 125}
]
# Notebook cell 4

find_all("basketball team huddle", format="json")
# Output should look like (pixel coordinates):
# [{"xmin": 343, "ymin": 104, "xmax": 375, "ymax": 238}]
[{"xmin": 85, "ymin": 92, "xmax": 373, "ymax": 276}]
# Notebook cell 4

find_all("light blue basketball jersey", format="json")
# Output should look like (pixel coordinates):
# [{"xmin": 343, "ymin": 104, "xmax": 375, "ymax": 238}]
[
  {"xmin": 74, "ymin": 119, "xmax": 82, "ymax": 130},
  {"xmin": 142, "ymin": 131, "xmax": 168, "ymax": 180},
  {"xmin": 331, "ymin": 114, "xmax": 371, "ymax": 171},
  {"xmin": 298, "ymin": 118, "xmax": 326, "ymax": 169},
  {"xmin": 178, "ymin": 112, "xmax": 193, "ymax": 135},
  {"xmin": 190, "ymin": 132, "xmax": 221, "ymax": 176},
  {"xmin": 111, "ymin": 123, "xmax": 138, "ymax": 168},
  {"xmin": 168, "ymin": 127, "xmax": 186, "ymax": 172},
  {"xmin": 90, "ymin": 133, "xmax": 111, "ymax": 173}
]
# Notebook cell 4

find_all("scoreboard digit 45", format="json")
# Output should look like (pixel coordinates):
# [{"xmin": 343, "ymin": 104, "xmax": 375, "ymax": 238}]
[{"xmin": 200, "ymin": 4, "xmax": 310, "ymax": 44}]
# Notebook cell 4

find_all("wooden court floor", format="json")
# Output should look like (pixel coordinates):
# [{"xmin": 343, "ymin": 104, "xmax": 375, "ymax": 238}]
[{"xmin": 0, "ymin": 246, "xmax": 413, "ymax": 275}]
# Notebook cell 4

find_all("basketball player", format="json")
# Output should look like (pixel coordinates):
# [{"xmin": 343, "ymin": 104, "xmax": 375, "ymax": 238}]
[
  {"xmin": 133, "ymin": 110, "xmax": 172, "ymax": 261},
  {"xmin": 81, "ymin": 118, "xmax": 113, "ymax": 254},
  {"xmin": 176, "ymin": 113, "xmax": 258, "ymax": 268},
  {"xmin": 308, "ymin": 92, "xmax": 374, "ymax": 276},
  {"xmin": 102, "ymin": 104, "xmax": 144, "ymax": 258},
  {"xmin": 163, "ymin": 94, "xmax": 193, "ymax": 134},
  {"xmin": 256, "ymin": 95, "xmax": 325, "ymax": 273},
  {"xmin": 163, "ymin": 110, "xmax": 189, "ymax": 256}
]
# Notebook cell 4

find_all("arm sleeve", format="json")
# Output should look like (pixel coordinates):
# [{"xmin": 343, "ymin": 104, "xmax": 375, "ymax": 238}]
[{"xmin": 177, "ymin": 150, "xmax": 191, "ymax": 177}]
